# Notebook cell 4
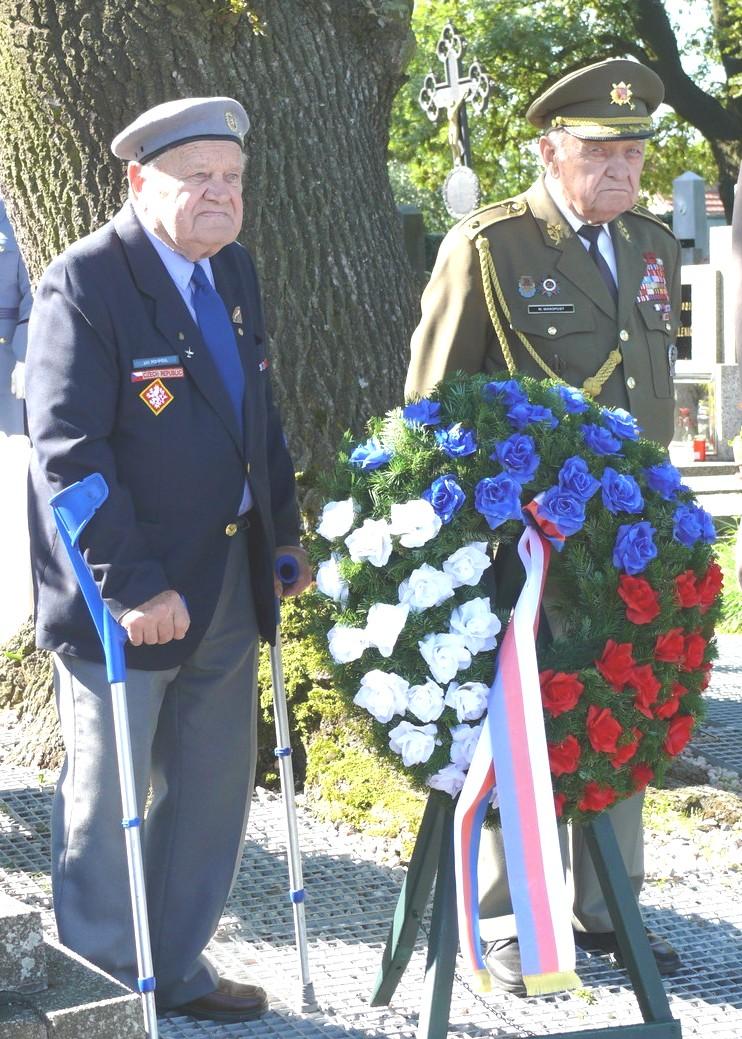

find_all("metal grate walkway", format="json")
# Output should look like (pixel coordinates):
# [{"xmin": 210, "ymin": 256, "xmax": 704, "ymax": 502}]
[{"xmin": 1, "ymin": 636, "xmax": 741, "ymax": 1038}]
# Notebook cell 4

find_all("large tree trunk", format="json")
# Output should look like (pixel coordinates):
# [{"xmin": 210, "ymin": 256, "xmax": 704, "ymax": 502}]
[{"xmin": 0, "ymin": 0, "xmax": 418, "ymax": 474}]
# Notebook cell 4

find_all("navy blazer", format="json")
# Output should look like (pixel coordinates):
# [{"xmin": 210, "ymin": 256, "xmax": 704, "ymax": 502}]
[{"xmin": 26, "ymin": 203, "xmax": 300, "ymax": 668}]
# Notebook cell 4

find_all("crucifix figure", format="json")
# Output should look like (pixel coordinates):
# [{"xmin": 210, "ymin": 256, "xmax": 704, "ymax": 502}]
[{"xmin": 419, "ymin": 21, "xmax": 491, "ymax": 169}]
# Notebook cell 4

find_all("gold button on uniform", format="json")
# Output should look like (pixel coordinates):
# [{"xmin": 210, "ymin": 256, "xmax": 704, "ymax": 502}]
[
  {"xmin": 0, "ymin": 337, "xmax": 5, "ymax": 344},
  {"xmin": 225, "ymin": 522, "xmax": 238, "ymax": 537},
  {"xmin": 665, "ymin": 323, "xmax": 671, "ymax": 332},
  {"xmin": 547, "ymin": 326, "xmax": 557, "ymax": 336},
  {"xmin": 626, "ymin": 376, "xmax": 636, "ymax": 389},
  {"xmin": 619, "ymin": 329, "xmax": 629, "ymax": 342}
]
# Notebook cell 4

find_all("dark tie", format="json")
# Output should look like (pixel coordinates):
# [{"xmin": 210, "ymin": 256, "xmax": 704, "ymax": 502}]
[
  {"xmin": 577, "ymin": 224, "xmax": 618, "ymax": 306},
  {"xmin": 190, "ymin": 263, "xmax": 245, "ymax": 430}
]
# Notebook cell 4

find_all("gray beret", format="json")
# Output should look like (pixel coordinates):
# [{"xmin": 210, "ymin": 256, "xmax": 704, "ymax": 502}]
[
  {"xmin": 111, "ymin": 96, "xmax": 250, "ymax": 163},
  {"xmin": 527, "ymin": 59, "xmax": 664, "ymax": 141}
]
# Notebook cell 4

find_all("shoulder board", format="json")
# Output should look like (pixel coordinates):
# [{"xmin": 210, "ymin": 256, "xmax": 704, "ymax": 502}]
[
  {"xmin": 459, "ymin": 197, "xmax": 529, "ymax": 241},
  {"xmin": 628, "ymin": 204, "xmax": 675, "ymax": 236}
]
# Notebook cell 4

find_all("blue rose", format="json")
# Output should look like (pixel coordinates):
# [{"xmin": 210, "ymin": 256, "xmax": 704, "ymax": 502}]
[
  {"xmin": 434, "ymin": 423, "xmax": 478, "ymax": 458},
  {"xmin": 349, "ymin": 436, "xmax": 393, "ymax": 470},
  {"xmin": 601, "ymin": 467, "xmax": 644, "ymax": 514},
  {"xmin": 483, "ymin": 379, "xmax": 528, "ymax": 408},
  {"xmin": 557, "ymin": 455, "xmax": 600, "ymax": 501},
  {"xmin": 539, "ymin": 486, "xmax": 586, "ymax": 537},
  {"xmin": 582, "ymin": 423, "xmax": 623, "ymax": 456},
  {"xmin": 554, "ymin": 385, "xmax": 589, "ymax": 414},
  {"xmin": 474, "ymin": 473, "xmax": 522, "ymax": 530},
  {"xmin": 601, "ymin": 408, "xmax": 641, "ymax": 441},
  {"xmin": 612, "ymin": 521, "xmax": 658, "ymax": 575},
  {"xmin": 422, "ymin": 474, "xmax": 466, "ymax": 524},
  {"xmin": 644, "ymin": 462, "xmax": 683, "ymax": 501},
  {"xmin": 491, "ymin": 433, "xmax": 540, "ymax": 483},
  {"xmin": 402, "ymin": 399, "xmax": 442, "ymax": 427},
  {"xmin": 673, "ymin": 503, "xmax": 716, "ymax": 547},
  {"xmin": 506, "ymin": 402, "xmax": 559, "ymax": 432}
]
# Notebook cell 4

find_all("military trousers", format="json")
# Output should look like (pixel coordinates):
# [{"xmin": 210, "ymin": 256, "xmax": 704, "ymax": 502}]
[{"xmin": 51, "ymin": 530, "xmax": 259, "ymax": 1010}]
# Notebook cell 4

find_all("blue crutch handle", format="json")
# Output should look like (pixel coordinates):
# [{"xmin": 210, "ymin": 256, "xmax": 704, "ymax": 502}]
[
  {"xmin": 49, "ymin": 474, "xmax": 128, "ymax": 684},
  {"xmin": 275, "ymin": 553, "xmax": 300, "ymax": 588}
]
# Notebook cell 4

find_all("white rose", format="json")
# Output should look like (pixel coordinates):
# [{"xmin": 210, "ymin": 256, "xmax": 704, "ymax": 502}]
[
  {"xmin": 445, "ymin": 680, "xmax": 489, "ymax": 722},
  {"xmin": 317, "ymin": 498, "xmax": 356, "ymax": 540},
  {"xmin": 449, "ymin": 597, "xmax": 502, "ymax": 654},
  {"xmin": 398, "ymin": 564, "xmax": 455, "ymax": 613},
  {"xmin": 345, "ymin": 518, "xmax": 393, "ymax": 567},
  {"xmin": 353, "ymin": 669, "xmax": 409, "ymax": 724},
  {"xmin": 450, "ymin": 721, "xmax": 484, "ymax": 769},
  {"xmin": 389, "ymin": 499, "xmax": 442, "ymax": 548},
  {"xmin": 407, "ymin": 679, "xmax": 445, "ymax": 723},
  {"xmin": 418, "ymin": 633, "xmax": 471, "ymax": 684},
  {"xmin": 388, "ymin": 720, "xmax": 438, "ymax": 767},
  {"xmin": 364, "ymin": 602, "xmax": 409, "ymax": 658},
  {"xmin": 316, "ymin": 554, "xmax": 349, "ymax": 605},
  {"xmin": 442, "ymin": 541, "xmax": 492, "ymax": 588},
  {"xmin": 427, "ymin": 763, "xmax": 467, "ymax": 799},
  {"xmin": 327, "ymin": 624, "xmax": 369, "ymax": 663}
]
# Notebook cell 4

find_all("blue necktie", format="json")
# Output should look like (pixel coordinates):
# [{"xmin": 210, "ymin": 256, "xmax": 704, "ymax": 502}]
[
  {"xmin": 190, "ymin": 263, "xmax": 245, "ymax": 431},
  {"xmin": 577, "ymin": 224, "xmax": 618, "ymax": 306}
]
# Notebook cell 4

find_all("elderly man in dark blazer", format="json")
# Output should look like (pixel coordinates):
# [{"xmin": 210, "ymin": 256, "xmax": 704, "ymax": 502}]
[{"xmin": 26, "ymin": 96, "xmax": 311, "ymax": 1024}]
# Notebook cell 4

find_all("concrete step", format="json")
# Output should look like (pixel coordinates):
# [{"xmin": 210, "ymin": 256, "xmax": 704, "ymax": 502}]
[{"xmin": 0, "ymin": 893, "xmax": 144, "ymax": 1038}]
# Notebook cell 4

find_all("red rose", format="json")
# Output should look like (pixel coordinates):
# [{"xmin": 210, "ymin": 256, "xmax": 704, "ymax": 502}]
[
  {"xmin": 682, "ymin": 632, "xmax": 706, "ymax": 672},
  {"xmin": 663, "ymin": 714, "xmax": 695, "ymax": 756},
  {"xmin": 674, "ymin": 570, "xmax": 700, "ymax": 608},
  {"xmin": 697, "ymin": 562, "xmax": 723, "ymax": 612},
  {"xmin": 595, "ymin": 640, "xmax": 636, "ymax": 690},
  {"xmin": 631, "ymin": 763, "xmax": 654, "ymax": 791},
  {"xmin": 617, "ymin": 574, "xmax": 661, "ymax": 624},
  {"xmin": 654, "ymin": 628, "xmax": 685, "ymax": 663},
  {"xmin": 578, "ymin": 782, "xmax": 617, "ymax": 812},
  {"xmin": 626, "ymin": 664, "xmax": 661, "ymax": 718},
  {"xmin": 654, "ymin": 695, "xmax": 680, "ymax": 719},
  {"xmin": 610, "ymin": 728, "xmax": 641, "ymax": 768},
  {"xmin": 554, "ymin": 792, "xmax": 567, "ymax": 817},
  {"xmin": 586, "ymin": 704, "xmax": 623, "ymax": 754},
  {"xmin": 540, "ymin": 670, "xmax": 585, "ymax": 717},
  {"xmin": 548, "ymin": 735, "xmax": 582, "ymax": 776}
]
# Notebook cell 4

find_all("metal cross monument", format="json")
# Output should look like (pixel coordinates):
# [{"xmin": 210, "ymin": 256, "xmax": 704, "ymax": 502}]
[{"xmin": 418, "ymin": 21, "xmax": 491, "ymax": 170}]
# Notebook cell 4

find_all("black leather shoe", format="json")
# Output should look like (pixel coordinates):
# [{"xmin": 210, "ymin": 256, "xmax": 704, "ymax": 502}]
[
  {"xmin": 574, "ymin": 928, "xmax": 681, "ymax": 976},
  {"xmin": 483, "ymin": 937, "xmax": 527, "ymax": 995},
  {"xmin": 175, "ymin": 977, "xmax": 268, "ymax": 1022}
]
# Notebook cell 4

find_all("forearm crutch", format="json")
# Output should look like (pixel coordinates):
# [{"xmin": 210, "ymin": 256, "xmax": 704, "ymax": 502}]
[
  {"xmin": 50, "ymin": 473, "xmax": 158, "ymax": 1039},
  {"xmin": 272, "ymin": 555, "xmax": 315, "ymax": 1011}
]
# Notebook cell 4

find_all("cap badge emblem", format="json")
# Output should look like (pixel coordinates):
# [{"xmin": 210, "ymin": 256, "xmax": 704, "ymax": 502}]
[
  {"xmin": 225, "ymin": 110, "xmax": 238, "ymax": 132},
  {"xmin": 610, "ymin": 81, "xmax": 635, "ymax": 108}
]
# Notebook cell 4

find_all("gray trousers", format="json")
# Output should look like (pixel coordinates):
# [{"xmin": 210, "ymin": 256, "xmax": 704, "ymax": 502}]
[
  {"xmin": 51, "ymin": 532, "xmax": 259, "ymax": 1009},
  {"xmin": 478, "ymin": 793, "xmax": 645, "ymax": 941}
]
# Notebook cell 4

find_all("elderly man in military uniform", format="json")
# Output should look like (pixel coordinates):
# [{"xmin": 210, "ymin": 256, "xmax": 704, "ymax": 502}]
[
  {"xmin": 0, "ymin": 194, "xmax": 32, "ymax": 436},
  {"xmin": 406, "ymin": 58, "xmax": 682, "ymax": 994},
  {"xmin": 26, "ymin": 97, "xmax": 311, "ymax": 1023}
]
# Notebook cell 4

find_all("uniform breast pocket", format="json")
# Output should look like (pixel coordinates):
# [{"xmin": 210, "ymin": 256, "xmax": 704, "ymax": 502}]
[
  {"xmin": 510, "ymin": 305, "xmax": 597, "ymax": 381},
  {"xmin": 636, "ymin": 303, "xmax": 673, "ymax": 399},
  {"xmin": 511, "ymin": 307, "xmax": 597, "ymax": 341}
]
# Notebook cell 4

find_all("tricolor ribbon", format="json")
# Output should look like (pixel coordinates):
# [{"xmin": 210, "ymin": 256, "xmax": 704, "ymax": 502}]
[{"xmin": 453, "ymin": 525, "xmax": 580, "ymax": 996}]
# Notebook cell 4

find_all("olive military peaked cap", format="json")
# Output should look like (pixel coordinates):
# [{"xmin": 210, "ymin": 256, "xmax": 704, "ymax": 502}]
[
  {"xmin": 111, "ymin": 96, "xmax": 250, "ymax": 163},
  {"xmin": 526, "ymin": 58, "xmax": 664, "ymax": 140}
]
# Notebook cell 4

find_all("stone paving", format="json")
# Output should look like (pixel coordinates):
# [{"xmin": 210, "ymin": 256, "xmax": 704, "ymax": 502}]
[{"xmin": 0, "ymin": 638, "xmax": 740, "ymax": 1039}]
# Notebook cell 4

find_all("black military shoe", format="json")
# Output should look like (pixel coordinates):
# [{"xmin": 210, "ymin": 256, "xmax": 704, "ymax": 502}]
[
  {"xmin": 483, "ymin": 937, "xmax": 527, "ymax": 995},
  {"xmin": 574, "ymin": 928, "xmax": 681, "ymax": 976}
]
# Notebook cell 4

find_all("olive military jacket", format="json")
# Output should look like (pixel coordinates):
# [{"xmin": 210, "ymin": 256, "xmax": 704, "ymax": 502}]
[{"xmin": 405, "ymin": 175, "xmax": 681, "ymax": 447}]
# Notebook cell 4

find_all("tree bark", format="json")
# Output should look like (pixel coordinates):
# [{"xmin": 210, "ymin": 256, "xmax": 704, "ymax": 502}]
[{"xmin": 0, "ymin": 0, "xmax": 418, "ymax": 473}]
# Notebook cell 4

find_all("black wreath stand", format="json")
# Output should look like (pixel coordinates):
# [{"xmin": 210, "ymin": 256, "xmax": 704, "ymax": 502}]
[{"xmin": 370, "ymin": 793, "xmax": 681, "ymax": 1039}]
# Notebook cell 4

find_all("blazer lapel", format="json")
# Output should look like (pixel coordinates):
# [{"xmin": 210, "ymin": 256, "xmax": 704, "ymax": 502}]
[
  {"xmin": 526, "ymin": 178, "xmax": 616, "ymax": 318},
  {"xmin": 612, "ymin": 215, "xmax": 644, "ymax": 328},
  {"xmin": 114, "ymin": 205, "xmax": 244, "ymax": 456}
]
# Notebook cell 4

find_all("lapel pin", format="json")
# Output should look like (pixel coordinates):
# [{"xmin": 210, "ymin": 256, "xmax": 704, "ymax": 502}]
[
  {"xmin": 185, "ymin": 347, "xmax": 194, "ymax": 358},
  {"xmin": 232, "ymin": 306, "xmax": 243, "ymax": 324}
]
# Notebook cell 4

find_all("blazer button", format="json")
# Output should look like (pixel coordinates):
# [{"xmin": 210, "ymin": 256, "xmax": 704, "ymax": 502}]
[
  {"xmin": 225, "ymin": 522, "xmax": 238, "ymax": 537},
  {"xmin": 626, "ymin": 376, "xmax": 636, "ymax": 389},
  {"xmin": 619, "ymin": 329, "xmax": 629, "ymax": 342}
]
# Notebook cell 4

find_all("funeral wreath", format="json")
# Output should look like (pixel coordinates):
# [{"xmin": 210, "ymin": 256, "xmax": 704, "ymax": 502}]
[{"xmin": 306, "ymin": 373, "xmax": 721, "ymax": 823}]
